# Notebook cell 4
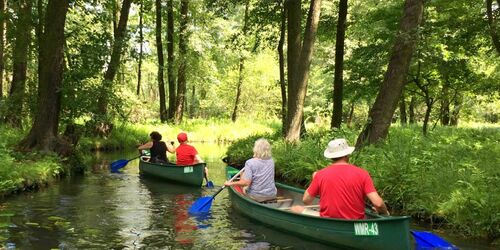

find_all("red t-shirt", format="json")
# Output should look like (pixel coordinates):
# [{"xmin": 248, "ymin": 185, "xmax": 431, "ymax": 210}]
[
  {"xmin": 176, "ymin": 144, "xmax": 198, "ymax": 165},
  {"xmin": 306, "ymin": 163, "xmax": 376, "ymax": 219}
]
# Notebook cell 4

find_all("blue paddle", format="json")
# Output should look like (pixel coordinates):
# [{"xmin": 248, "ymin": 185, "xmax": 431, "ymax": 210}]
[
  {"xmin": 365, "ymin": 204, "xmax": 458, "ymax": 249},
  {"xmin": 189, "ymin": 167, "xmax": 245, "ymax": 214},
  {"xmin": 109, "ymin": 156, "xmax": 140, "ymax": 172},
  {"xmin": 411, "ymin": 231, "xmax": 458, "ymax": 250}
]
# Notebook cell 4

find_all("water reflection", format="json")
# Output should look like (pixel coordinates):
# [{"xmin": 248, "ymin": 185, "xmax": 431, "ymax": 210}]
[{"xmin": 0, "ymin": 146, "xmax": 495, "ymax": 249}]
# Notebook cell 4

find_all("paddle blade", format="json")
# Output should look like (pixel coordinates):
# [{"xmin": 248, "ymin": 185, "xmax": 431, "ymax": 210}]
[
  {"xmin": 206, "ymin": 181, "xmax": 214, "ymax": 188},
  {"xmin": 411, "ymin": 231, "xmax": 458, "ymax": 250},
  {"xmin": 110, "ymin": 159, "xmax": 129, "ymax": 171},
  {"xmin": 188, "ymin": 197, "xmax": 213, "ymax": 214}
]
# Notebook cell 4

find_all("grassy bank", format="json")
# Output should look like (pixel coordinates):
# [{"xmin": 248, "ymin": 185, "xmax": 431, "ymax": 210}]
[
  {"xmin": 225, "ymin": 124, "xmax": 500, "ymax": 241},
  {"xmin": 79, "ymin": 118, "xmax": 280, "ymax": 151},
  {"xmin": 0, "ymin": 126, "xmax": 65, "ymax": 197}
]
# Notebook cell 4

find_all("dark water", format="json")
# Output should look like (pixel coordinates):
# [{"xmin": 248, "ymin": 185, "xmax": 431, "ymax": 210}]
[{"xmin": 0, "ymin": 144, "xmax": 495, "ymax": 249}]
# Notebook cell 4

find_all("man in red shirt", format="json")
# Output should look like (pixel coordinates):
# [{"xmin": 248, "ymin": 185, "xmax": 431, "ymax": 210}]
[
  {"xmin": 291, "ymin": 138, "xmax": 389, "ymax": 219},
  {"xmin": 175, "ymin": 132, "xmax": 203, "ymax": 165},
  {"xmin": 175, "ymin": 132, "xmax": 209, "ymax": 184}
]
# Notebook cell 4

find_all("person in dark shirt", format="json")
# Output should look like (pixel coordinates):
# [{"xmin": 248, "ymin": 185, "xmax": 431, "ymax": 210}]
[{"xmin": 138, "ymin": 131, "xmax": 175, "ymax": 163}]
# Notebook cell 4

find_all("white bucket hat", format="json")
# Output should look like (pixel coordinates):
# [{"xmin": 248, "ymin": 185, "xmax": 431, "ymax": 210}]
[{"xmin": 323, "ymin": 139, "xmax": 355, "ymax": 159}]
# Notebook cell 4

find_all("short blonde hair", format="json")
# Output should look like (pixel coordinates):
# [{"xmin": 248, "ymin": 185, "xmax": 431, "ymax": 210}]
[{"xmin": 253, "ymin": 138, "xmax": 272, "ymax": 159}]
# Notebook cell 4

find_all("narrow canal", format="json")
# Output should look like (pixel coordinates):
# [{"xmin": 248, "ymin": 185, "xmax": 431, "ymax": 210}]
[{"xmin": 0, "ymin": 143, "xmax": 493, "ymax": 249}]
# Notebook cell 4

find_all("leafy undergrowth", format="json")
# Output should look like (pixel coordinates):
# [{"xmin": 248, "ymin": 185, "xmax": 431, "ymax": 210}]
[
  {"xmin": 225, "ymin": 124, "xmax": 500, "ymax": 240},
  {"xmin": 0, "ymin": 126, "xmax": 65, "ymax": 197}
]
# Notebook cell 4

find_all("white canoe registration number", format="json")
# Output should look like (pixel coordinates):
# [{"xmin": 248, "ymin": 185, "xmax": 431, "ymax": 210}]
[
  {"xmin": 183, "ymin": 167, "xmax": 193, "ymax": 173},
  {"xmin": 354, "ymin": 222, "xmax": 379, "ymax": 236}
]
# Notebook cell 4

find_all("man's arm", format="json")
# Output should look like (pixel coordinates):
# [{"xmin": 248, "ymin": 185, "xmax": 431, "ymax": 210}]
[
  {"xmin": 166, "ymin": 141, "xmax": 176, "ymax": 153},
  {"xmin": 302, "ymin": 190, "xmax": 315, "ymax": 205},
  {"xmin": 194, "ymin": 154, "xmax": 204, "ymax": 163},
  {"xmin": 366, "ymin": 191, "xmax": 390, "ymax": 215}
]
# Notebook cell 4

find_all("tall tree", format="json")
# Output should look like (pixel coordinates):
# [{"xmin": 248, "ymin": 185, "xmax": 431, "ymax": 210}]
[
  {"xmin": 156, "ymin": 0, "xmax": 167, "ymax": 122},
  {"xmin": 486, "ymin": 0, "xmax": 500, "ymax": 54},
  {"xmin": 166, "ymin": 0, "xmax": 176, "ymax": 120},
  {"xmin": 0, "ymin": 0, "xmax": 6, "ymax": 98},
  {"xmin": 5, "ymin": 0, "xmax": 31, "ymax": 127},
  {"xmin": 136, "ymin": 0, "xmax": 143, "ymax": 96},
  {"xmin": 174, "ymin": 0, "xmax": 189, "ymax": 123},
  {"xmin": 231, "ymin": 0, "xmax": 250, "ymax": 122},
  {"xmin": 19, "ymin": 0, "xmax": 69, "ymax": 153},
  {"xmin": 278, "ymin": 1, "xmax": 287, "ymax": 136},
  {"xmin": 331, "ymin": 0, "xmax": 348, "ymax": 129},
  {"xmin": 285, "ymin": 0, "xmax": 323, "ymax": 142},
  {"xmin": 96, "ymin": 0, "xmax": 132, "ymax": 116},
  {"xmin": 356, "ymin": 0, "xmax": 424, "ymax": 147}
]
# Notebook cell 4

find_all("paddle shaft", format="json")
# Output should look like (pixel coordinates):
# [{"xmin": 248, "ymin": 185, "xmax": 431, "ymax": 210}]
[
  {"xmin": 211, "ymin": 167, "xmax": 245, "ymax": 198},
  {"xmin": 128, "ymin": 155, "xmax": 141, "ymax": 161}
]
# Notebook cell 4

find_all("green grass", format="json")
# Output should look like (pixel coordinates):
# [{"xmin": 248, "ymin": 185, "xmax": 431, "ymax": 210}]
[
  {"xmin": 225, "ymin": 124, "xmax": 500, "ymax": 240},
  {"xmin": 0, "ymin": 126, "xmax": 65, "ymax": 197},
  {"xmin": 79, "ymin": 118, "xmax": 280, "ymax": 151}
]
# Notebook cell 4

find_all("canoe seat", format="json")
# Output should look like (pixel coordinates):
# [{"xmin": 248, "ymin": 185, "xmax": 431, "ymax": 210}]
[{"xmin": 260, "ymin": 198, "xmax": 292, "ymax": 204}]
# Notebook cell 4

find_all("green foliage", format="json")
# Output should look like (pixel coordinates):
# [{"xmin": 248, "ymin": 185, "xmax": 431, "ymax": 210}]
[
  {"xmin": 226, "ymin": 124, "xmax": 500, "ymax": 239},
  {"xmin": 0, "ymin": 126, "xmax": 65, "ymax": 196}
]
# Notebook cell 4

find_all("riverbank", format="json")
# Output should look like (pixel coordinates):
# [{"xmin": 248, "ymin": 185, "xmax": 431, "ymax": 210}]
[
  {"xmin": 225, "ymin": 124, "xmax": 500, "ymax": 243},
  {"xmin": 0, "ymin": 119, "xmax": 279, "ymax": 196},
  {"xmin": 0, "ymin": 126, "xmax": 65, "ymax": 197}
]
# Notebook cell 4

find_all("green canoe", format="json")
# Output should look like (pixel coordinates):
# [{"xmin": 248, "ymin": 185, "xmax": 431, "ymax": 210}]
[
  {"xmin": 225, "ymin": 166, "xmax": 411, "ymax": 250},
  {"xmin": 139, "ymin": 159, "xmax": 205, "ymax": 186}
]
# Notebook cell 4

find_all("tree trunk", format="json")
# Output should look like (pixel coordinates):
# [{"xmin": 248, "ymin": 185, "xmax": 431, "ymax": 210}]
[
  {"xmin": 174, "ymin": 0, "xmax": 189, "ymax": 123},
  {"xmin": 166, "ymin": 0, "xmax": 176, "ymax": 120},
  {"xmin": 285, "ymin": 0, "xmax": 322, "ymax": 142},
  {"xmin": 347, "ymin": 101, "xmax": 355, "ymax": 126},
  {"xmin": 189, "ymin": 84, "xmax": 195, "ymax": 117},
  {"xmin": 356, "ymin": 0, "xmax": 424, "ymax": 147},
  {"xmin": 231, "ymin": 58, "xmax": 244, "ymax": 122},
  {"xmin": 0, "ymin": 0, "xmax": 6, "ymax": 98},
  {"xmin": 409, "ymin": 95, "xmax": 416, "ymax": 124},
  {"xmin": 422, "ymin": 99, "xmax": 433, "ymax": 135},
  {"xmin": 331, "ymin": 0, "xmax": 348, "ymax": 129},
  {"xmin": 136, "ymin": 0, "xmax": 143, "ymax": 96},
  {"xmin": 19, "ymin": 0, "xmax": 69, "ymax": 154},
  {"xmin": 96, "ymin": 0, "xmax": 132, "ymax": 116},
  {"xmin": 486, "ymin": 0, "xmax": 500, "ymax": 55},
  {"xmin": 440, "ymin": 81, "xmax": 450, "ymax": 125},
  {"xmin": 112, "ymin": 0, "xmax": 118, "ymax": 35},
  {"xmin": 5, "ymin": 0, "xmax": 31, "ymax": 128},
  {"xmin": 156, "ymin": 0, "xmax": 167, "ymax": 122},
  {"xmin": 399, "ymin": 92, "xmax": 407, "ymax": 125},
  {"xmin": 450, "ymin": 94, "xmax": 461, "ymax": 126},
  {"xmin": 285, "ymin": 0, "xmax": 301, "ymax": 137},
  {"xmin": 278, "ymin": 1, "xmax": 287, "ymax": 136},
  {"xmin": 231, "ymin": 0, "xmax": 250, "ymax": 122}
]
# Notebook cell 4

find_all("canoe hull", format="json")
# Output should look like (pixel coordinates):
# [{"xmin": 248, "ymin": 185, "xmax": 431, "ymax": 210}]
[
  {"xmin": 139, "ymin": 159, "xmax": 205, "ymax": 186},
  {"xmin": 226, "ymin": 167, "xmax": 411, "ymax": 250}
]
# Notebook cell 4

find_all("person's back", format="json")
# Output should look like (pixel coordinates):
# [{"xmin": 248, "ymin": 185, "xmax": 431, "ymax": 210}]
[
  {"xmin": 308, "ymin": 163, "xmax": 375, "ymax": 219},
  {"xmin": 150, "ymin": 140, "xmax": 168, "ymax": 163},
  {"xmin": 243, "ymin": 157, "xmax": 277, "ymax": 199},
  {"xmin": 292, "ymin": 138, "xmax": 389, "ymax": 219},
  {"xmin": 176, "ymin": 143, "xmax": 198, "ymax": 165}
]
